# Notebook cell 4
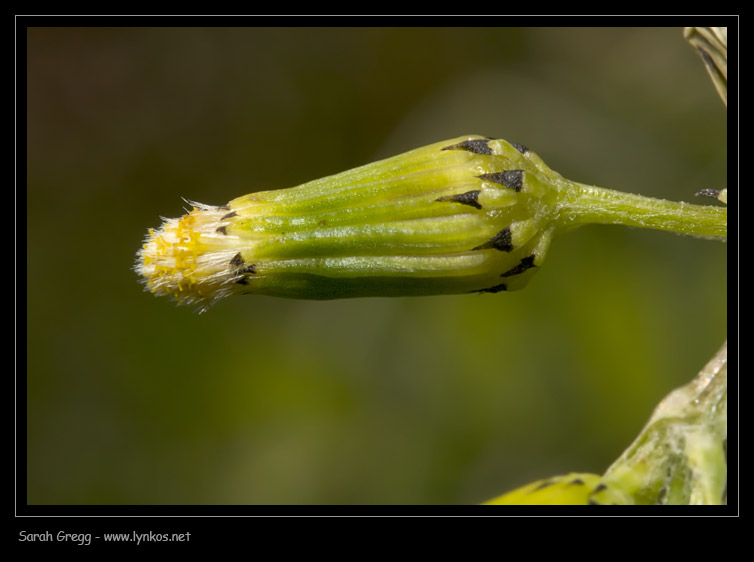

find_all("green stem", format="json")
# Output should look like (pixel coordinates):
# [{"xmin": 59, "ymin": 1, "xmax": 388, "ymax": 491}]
[
  {"xmin": 556, "ymin": 181, "xmax": 727, "ymax": 239},
  {"xmin": 600, "ymin": 341, "xmax": 727, "ymax": 505}
]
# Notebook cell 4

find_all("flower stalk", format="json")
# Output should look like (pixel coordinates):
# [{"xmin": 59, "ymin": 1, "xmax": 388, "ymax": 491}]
[{"xmin": 484, "ymin": 340, "xmax": 727, "ymax": 505}]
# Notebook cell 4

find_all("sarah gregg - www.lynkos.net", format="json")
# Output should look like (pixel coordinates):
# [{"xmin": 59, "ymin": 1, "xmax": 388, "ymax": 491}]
[{"xmin": 19, "ymin": 530, "xmax": 191, "ymax": 545}]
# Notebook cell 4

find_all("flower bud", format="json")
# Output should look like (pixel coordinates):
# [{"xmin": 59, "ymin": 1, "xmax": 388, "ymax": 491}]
[
  {"xmin": 483, "ymin": 472, "xmax": 631, "ymax": 505},
  {"xmin": 136, "ymin": 135, "xmax": 726, "ymax": 311}
]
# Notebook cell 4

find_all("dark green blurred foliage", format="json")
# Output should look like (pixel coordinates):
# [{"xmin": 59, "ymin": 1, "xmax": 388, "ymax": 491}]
[{"xmin": 26, "ymin": 27, "xmax": 726, "ymax": 504}]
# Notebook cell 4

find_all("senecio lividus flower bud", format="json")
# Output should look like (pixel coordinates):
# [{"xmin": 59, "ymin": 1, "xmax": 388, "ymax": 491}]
[{"xmin": 136, "ymin": 135, "xmax": 726, "ymax": 312}]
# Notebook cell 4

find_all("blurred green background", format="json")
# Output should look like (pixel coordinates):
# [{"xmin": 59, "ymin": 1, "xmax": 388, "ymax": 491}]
[{"xmin": 26, "ymin": 26, "xmax": 727, "ymax": 505}]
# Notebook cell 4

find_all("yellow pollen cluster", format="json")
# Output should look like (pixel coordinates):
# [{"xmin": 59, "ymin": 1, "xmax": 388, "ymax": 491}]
[
  {"xmin": 136, "ymin": 205, "xmax": 244, "ymax": 310},
  {"xmin": 142, "ymin": 213, "xmax": 203, "ymax": 292}
]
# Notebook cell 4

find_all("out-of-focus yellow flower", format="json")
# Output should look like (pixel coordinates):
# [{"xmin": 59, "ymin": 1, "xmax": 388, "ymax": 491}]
[{"xmin": 483, "ymin": 473, "xmax": 630, "ymax": 505}]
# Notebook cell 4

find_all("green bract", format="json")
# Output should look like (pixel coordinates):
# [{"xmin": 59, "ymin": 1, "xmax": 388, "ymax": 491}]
[{"xmin": 136, "ymin": 135, "xmax": 726, "ymax": 311}]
